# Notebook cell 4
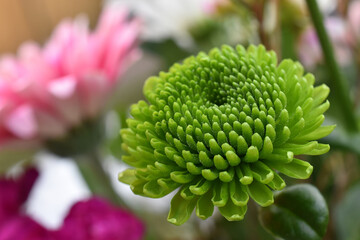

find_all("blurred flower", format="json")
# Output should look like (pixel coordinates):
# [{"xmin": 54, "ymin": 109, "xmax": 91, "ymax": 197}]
[
  {"xmin": 347, "ymin": 0, "xmax": 360, "ymax": 47},
  {"xmin": 0, "ymin": 7, "xmax": 140, "ymax": 163},
  {"xmin": 56, "ymin": 197, "xmax": 144, "ymax": 240},
  {"xmin": 0, "ymin": 168, "xmax": 38, "ymax": 225},
  {"xmin": 109, "ymin": 0, "xmax": 206, "ymax": 49},
  {"xmin": 118, "ymin": 45, "xmax": 334, "ymax": 225},
  {"xmin": 0, "ymin": 216, "xmax": 53, "ymax": 240},
  {"xmin": 189, "ymin": 0, "xmax": 258, "ymax": 52},
  {"xmin": 202, "ymin": 0, "xmax": 231, "ymax": 15},
  {"xmin": 298, "ymin": 17, "xmax": 352, "ymax": 69}
]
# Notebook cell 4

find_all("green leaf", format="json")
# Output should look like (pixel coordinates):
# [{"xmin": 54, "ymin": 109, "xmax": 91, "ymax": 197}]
[
  {"xmin": 259, "ymin": 184, "xmax": 329, "ymax": 240},
  {"xmin": 335, "ymin": 182, "xmax": 360, "ymax": 240}
]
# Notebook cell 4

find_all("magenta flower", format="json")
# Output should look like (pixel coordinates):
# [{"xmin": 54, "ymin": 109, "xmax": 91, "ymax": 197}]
[
  {"xmin": 0, "ymin": 168, "xmax": 50, "ymax": 240},
  {"xmin": 0, "ymin": 216, "xmax": 54, "ymax": 240},
  {"xmin": 0, "ymin": 168, "xmax": 38, "ymax": 225},
  {"xmin": 56, "ymin": 197, "xmax": 144, "ymax": 240},
  {"xmin": 0, "ymin": 7, "xmax": 140, "ymax": 162}
]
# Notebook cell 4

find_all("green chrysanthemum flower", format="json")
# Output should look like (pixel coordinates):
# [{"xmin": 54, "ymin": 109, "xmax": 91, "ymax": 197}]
[{"xmin": 118, "ymin": 45, "xmax": 335, "ymax": 225}]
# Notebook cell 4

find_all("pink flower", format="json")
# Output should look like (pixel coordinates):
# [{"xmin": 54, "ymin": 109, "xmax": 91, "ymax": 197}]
[
  {"xmin": 55, "ymin": 197, "xmax": 144, "ymax": 240},
  {"xmin": 0, "ymin": 168, "xmax": 39, "ymax": 225},
  {"xmin": 347, "ymin": 0, "xmax": 360, "ymax": 46},
  {"xmin": 0, "ymin": 7, "xmax": 140, "ymax": 159},
  {"xmin": 0, "ymin": 216, "xmax": 54, "ymax": 240},
  {"xmin": 298, "ymin": 17, "xmax": 352, "ymax": 69}
]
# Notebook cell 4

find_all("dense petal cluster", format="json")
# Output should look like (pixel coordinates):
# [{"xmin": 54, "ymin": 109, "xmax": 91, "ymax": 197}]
[
  {"xmin": 0, "ymin": 7, "xmax": 140, "ymax": 162},
  {"xmin": 118, "ymin": 45, "xmax": 334, "ymax": 225}
]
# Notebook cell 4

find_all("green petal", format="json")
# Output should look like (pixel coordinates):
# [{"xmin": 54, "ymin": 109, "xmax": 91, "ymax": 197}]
[
  {"xmin": 259, "ymin": 136, "xmax": 273, "ymax": 157},
  {"xmin": 155, "ymin": 161, "xmax": 178, "ymax": 173},
  {"xmin": 236, "ymin": 164, "xmax": 253, "ymax": 185},
  {"xmin": 305, "ymin": 100, "xmax": 330, "ymax": 121},
  {"xmin": 214, "ymin": 154, "xmax": 229, "ymax": 170},
  {"xmin": 121, "ymin": 155, "xmax": 147, "ymax": 168},
  {"xmin": 274, "ymin": 126, "xmax": 291, "ymax": 146},
  {"xmin": 212, "ymin": 181, "xmax": 229, "ymax": 207},
  {"xmin": 225, "ymin": 151, "xmax": 241, "ymax": 166},
  {"xmin": 158, "ymin": 178, "xmax": 181, "ymax": 191},
  {"xmin": 202, "ymin": 168, "xmax": 219, "ymax": 181},
  {"xmin": 219, "ymin": 167, "xmax": 235, "ymax": 182},
  {"xmin": 218, "ymin": 198, "xmax": 247, "ymax": 221},
  {"xmin": 186, "ymin": 162, "xmax": 203, "ymax": 175},
  {"xmin": 199, "ymin": 151, "xmax": 214, "ymax": 167},
  {"xmin": 130, "ymin": 178, "xmax": 148, "ymax": 197},
  {"xmin": 196, "ymin": 189, "xmax": 214, "ymax": 220},
  {"xmin": 229, "ymin": 180, "xmax": 249, "ymax": 206},
  {"xmin": 312, "ymin": 84, "xmax": 329, "ymax": 106},
  {"xmin": 243, "ymin": 146, "xmax": 259, "ymax": 163},
  {"xmin": 268, "ymin": 158, "xmax": 313, "ymax": 179},
  {"xmin": 264, "ymin": 151, "xmax": 294, "ymax": 164},
  {"xmin": 118, "ymin": 169, "xmax": 137, "ymax": 185},
  {"xmin": 247, "ymin": 181, "xmax": 274, "ymax": 207},
  {"xmin": 143, "ymin": 77, "xmax": 162, "ymax": 98},
  {"xmin": 168, "ymin": 190, "xmax": 198, "ymax": 225},
  {"xmin": 170, "ymin": 171, "xmax": 196, "ymax": 183},
  {"xmin": 279, "ymin": 141, "xmax": 318, "ymax": 155},
  {"xmin": 293, "ymin": 125, "xmax": 335, "ymax": 141},
  {"xmin": 180, "ymin": 184, "xmax": 196, "ymax": 200},
  {"xmin": 250, "ymin": 161, "xmax": 274, "ymax": 184},
  {"xmin": 267, "ymin": 171, "xmax": 286, "ymax": 190},
  {"xmin": 306, "ymin": 144, "xmax": 330, "ymax": 155},
  {"xmin": 143, "ymin": 179, "xmax": 172, "ymax": 198},
  {"xmin": 190, "ymin": 178, "xmax": 213, "ymax": 195}
]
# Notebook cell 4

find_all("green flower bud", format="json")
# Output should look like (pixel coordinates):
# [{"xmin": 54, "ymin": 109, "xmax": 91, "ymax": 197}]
[{"xmin": 117, "ymin": 45, "xmax": 335, "ymax": 225}]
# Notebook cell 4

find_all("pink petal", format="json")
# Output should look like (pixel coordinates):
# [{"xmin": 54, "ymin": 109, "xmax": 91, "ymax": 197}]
[
  {"xmin": 4, "ymin": 105, "xmax": 37, "ymax": 139},
  {"xmin": 103, "ymin": 20, "xmax": 141, "ymax": 81},
  {"xmin": 48, "ymin": 75, "xmax": 77, "ymax": 99},
  {"xmin": 78, "ymin": 73, "xmax": 109, "ymax": 118},
  {"xmin": 48, "ymin": 75, "xmax": 82, "ymax": 125}
]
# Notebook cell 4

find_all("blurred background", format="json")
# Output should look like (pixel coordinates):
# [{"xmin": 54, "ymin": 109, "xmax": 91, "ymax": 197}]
[{"xmin": 1, "ymin": 0, "xmax": 360, "ymax": 239}]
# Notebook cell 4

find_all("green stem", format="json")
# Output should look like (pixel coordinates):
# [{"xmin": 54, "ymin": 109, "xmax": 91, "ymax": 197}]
[
  {"xmin": 76, "ymin": 150, "xmax": 127, "ymax": 207},
  {"xmin": 306, "ymin": 0, "xmax": 358, "ymax": 132},
  {"xmin": 280, "ymin": 23, "xmax": 297, "ymax": 61}
]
